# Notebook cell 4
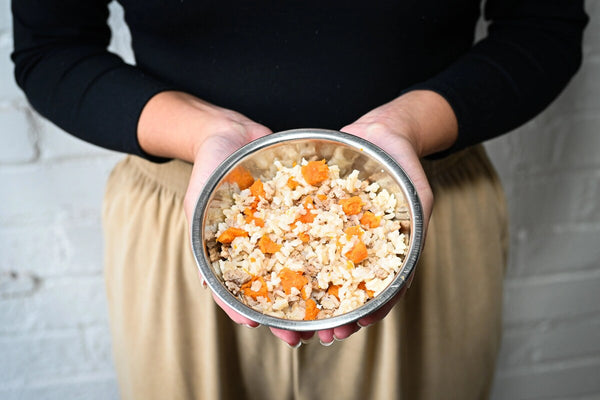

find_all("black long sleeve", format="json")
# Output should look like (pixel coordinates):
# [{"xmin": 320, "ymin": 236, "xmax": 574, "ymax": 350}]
[
  {"xmin": 11, "ymin": 0, "xmax": 588, "ymax": 159},
  {"xmin": 11, "ymin": 0, "xmax": 173, "ymax": 160},
  {"xmin": 409, "ymin": 0, "xmax": 588, "ymax": 154}
]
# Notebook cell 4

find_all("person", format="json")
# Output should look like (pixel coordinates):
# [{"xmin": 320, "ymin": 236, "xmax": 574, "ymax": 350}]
[{"xmin": 11, "ymin": 1, "xmax": 587, "ymax": 399}]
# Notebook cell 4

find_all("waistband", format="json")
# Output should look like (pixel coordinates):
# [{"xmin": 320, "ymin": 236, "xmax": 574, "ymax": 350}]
[{"xmin": 125, "ymin": 144, "xmax": 486, "ymax": 199}]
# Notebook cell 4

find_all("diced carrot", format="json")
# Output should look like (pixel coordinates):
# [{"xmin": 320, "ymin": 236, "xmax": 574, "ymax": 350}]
[
  {"xmin": 295, "ymin": 211, "xmax": 315, "ymax": 224},
  {"xmin": 304, "ymin": 298, "xmax": 319, "ymax": 320},
  {"xmin": 298, "ymin": 232, "xmax": 310, "ymax": 243},
  {"xmin": 358, "ymin": 281, "xmax": 375, "ymax": 298},
  {"xmin": 291, "ymin": 195, "xmax": 317, "ymax": 224},
  {"xmin": 303, "ymin": 195, "xmax": 314, "ymax": 209},
  {"xmin": 243, "ymin": 207, "xmax": 264, "ymax": 227},
  {"xmin": 245, "ymin": 214, "xmax": 265, "ymax": 227},
  {"xmin": 327, "ymin": 284, "xmax": 340, "ymax": 300},
  {"xmin": 279, "ymin": 268, "xmax": 308, "ymax": 295},
  {"xmin": 249, "ymin": 179, "xmax": 266, "ymax": 207},
  {"xmin": 224, "ymin": 166, "xmax": 254, "ymax": 190},
  {"xmin": 287, "ymin": 177, "xmax": 299, "ymax": 189},
  {"xmin": 258, "ymin": 235, "xmax": 281, "ymax": 254},
  {"xmin": 360, "ymin": 211, "xmax": 381, "ymax": 228},
  {"xmin": 317, "ymin": 194, "xmax": 328, "ymax": 201},
  {"xmin": 301, "ymin": 160, "xmax": 329, "ymax": 186},
  {"xmin": 345, "ymin": 240, "xmax": 368, "ymax": 264},
  {"xmin": 339, "ymin": 196, "xmax": 364, "ymax": 215},
  {"xmin": 241, "ymin": 276, "xmax": 270, "ymax": 301},
  {"xmin": 217, "ymin": 227, "xmax": 249, "ymax": 244},
  {"xmin": 344, "ymin": 225, "xmax": 364, "ymax": 240}
]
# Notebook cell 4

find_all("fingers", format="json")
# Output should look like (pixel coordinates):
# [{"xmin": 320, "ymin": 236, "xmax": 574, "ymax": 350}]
[
  {"xmin": 184, "ymin": 134, "xmax": 240, "ymax": 221},
  {"xmin": 300, "ymin": 331, "xmax": 316, "ymax": 343},
  {"xmin": 270, "ymin": 327, "xmax": 302, "ymax": 348},
  {"xmin": 341, "ymin": 122, "xmax": 434, "ymax": 235},
  {"xmin": 333, "ymin": 322, "xmax": 361, "ymax": 340},
  {"xmin": 317, "ymin": 329, "xmax": 335, "ymax": 346},
  {"xmin": 184, "ymin": 124, "xmax": 271, "ymax": 222},
  {"xmin": 211, "ymin": 292, "xmax": 259, "ymax": 328}
]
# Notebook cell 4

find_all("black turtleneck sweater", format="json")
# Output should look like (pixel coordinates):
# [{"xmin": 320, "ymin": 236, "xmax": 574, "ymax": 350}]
[{"xmin": 11, "ymin": 0, "xmax": 588, "ymax": 159}]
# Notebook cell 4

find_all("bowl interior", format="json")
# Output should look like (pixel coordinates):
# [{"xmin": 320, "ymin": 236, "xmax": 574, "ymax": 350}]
[{"xmin": 191, "ymin": 129, "xmax": 423, "ymax": 331}]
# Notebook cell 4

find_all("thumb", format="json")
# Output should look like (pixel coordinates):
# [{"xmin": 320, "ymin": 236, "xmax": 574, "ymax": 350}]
[{"xmin": 184, "ymin": 128, "xmax": 271, "ymax": 222}]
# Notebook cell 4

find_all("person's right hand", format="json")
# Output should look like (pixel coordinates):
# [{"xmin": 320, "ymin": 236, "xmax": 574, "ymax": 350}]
[{"xmin": 138, "ymin": 91, "xmax": 272, "ymax": 328}]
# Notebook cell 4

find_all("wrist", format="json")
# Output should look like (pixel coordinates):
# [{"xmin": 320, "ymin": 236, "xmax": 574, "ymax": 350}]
[
  {"xmin": 371, "ymin": 90, "xmax": 458, "ymax": 157},
  {"xmin": 137, "ymin": 91, "xmax": 240, "ymax": 163}
]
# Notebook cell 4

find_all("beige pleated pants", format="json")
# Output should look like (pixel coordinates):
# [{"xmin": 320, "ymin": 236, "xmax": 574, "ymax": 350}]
[{"xmin": 102, "ymin": 144, "xmax": 508, "ymax": 400}]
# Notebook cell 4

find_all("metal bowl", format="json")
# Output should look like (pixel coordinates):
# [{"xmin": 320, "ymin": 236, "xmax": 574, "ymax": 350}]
[{"xmin": 191, "ymin": 128, "xmax": 423, "ymax": 331}]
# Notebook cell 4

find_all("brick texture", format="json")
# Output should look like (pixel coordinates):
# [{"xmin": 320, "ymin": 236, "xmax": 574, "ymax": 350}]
[{"xmin": 1, "ymin": 1, "xmax": 600, "ymax": 399}]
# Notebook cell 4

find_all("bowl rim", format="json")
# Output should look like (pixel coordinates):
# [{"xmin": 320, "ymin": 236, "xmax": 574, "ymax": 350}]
[{"xmin": 190, "ymin": 128, "xmax": 423, "ymax": 331}]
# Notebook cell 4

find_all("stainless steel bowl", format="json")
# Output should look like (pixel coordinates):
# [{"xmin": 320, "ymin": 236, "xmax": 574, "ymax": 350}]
[{"xmin": 191, "ymin": 128, "xmax": 423, "ymax": 331}]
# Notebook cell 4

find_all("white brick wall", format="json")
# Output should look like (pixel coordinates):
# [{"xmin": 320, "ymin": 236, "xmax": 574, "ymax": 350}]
[{"xmin": 1, "ymin": 1, "xmax": 599, "ymax": 399}]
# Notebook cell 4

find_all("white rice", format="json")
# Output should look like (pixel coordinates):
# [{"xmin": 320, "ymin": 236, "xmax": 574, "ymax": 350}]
[{"xmin": 208, "ymin": 159, "xmax": 410, "ymax": 320}]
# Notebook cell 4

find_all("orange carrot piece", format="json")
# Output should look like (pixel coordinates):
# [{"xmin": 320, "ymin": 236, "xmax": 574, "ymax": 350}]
[
  {"xmin": 301, "ymin": 160, "xmax": 329, "ymax": 186},
  {"xmin": 317, "ymin": 194, "xmax": 328, "ymax": 201},
  {"xmin": 243, "ymin": 207, "xmax": 264, "ymax": 227},
  {"xmin": 298, "ymin": 232, "xmax": 310, "ymax": 243},
  {"xmin": 217, "ymin": 227, "xmax": 249, "ymax": 244},
  {"xmin": 360, "ymin": 211, "xmax": 381, "ymax": 228},
  {"xmin": 345, "ymin": 240, "xmax": 368, "ymax": 264},
  {"xmin": 224, "ymin": 166, "xmax": 254, "ymax": 190},
  {"xmin": 327, "ymin": 284, "xmax": 340, "ymax": 300},
  {"xmin": 344, "ymin": 225, "xmax": 364, "ymax": 240},
  {"xmin": 304, "ymin": 298, "xmax": 319, "ymax": 320},
  {"xmin": 258, "ymin": 235, "xmax": 281, "ymax": 254},
  {"xmin": 287, "ymin": 177, "xmax": 299, "ymax": 189},
  {"xmin": 245, "ymin": 214, "xmax": 265, "ymax": 227},
  {"xmin": 241, "ymin": 276, "xmax": 270, "ymax": 301},
  {"xmin": 339, "ymin": 196, "xmax": 364, "ymax": 215},
  {"xmin": 358, "ymin": 281, "xmax": 375, "ymax": 298},
  {"xmin": 303, "ymin": 195, "xmax": 314, "ymax": 209},
  {"xmin": 279, "ymin": 268, "xmax": 308, "ymax": 295},
  {"xmin": 249, "ymin": 179, "xmax": 266, "ymax": 207},
  {"xmin": 295, "ymin": 211, "xmax": 315, "ymax": 224},
  {"xmin": 291, "ymin": 195, "xmax": 317, "ymax": 224}
]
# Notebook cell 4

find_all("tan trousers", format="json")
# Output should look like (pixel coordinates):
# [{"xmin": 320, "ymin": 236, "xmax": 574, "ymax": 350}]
[{"xmin": 102, "ymin": 145, "xmax": 508, "ymax": 400}]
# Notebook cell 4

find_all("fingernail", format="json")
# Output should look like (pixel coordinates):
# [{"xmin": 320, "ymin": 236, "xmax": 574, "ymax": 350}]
[
  {"xmin": 319, "ymin": 339, "xmax": 334, "ymax": 347},
  {"xmin": 301, "ymin": 337, "xmax": 314, "ymax": 344},
  {"xmin": 243, "ymin": 324, "xmax": 257, "ymax": 329},
  {"xmin": 285, "ymin": 341, "xmax": 302, "ymax": 349},
  {"xmin": 357, "ymin": 321, "xmax": 370, "ymax": 328}
]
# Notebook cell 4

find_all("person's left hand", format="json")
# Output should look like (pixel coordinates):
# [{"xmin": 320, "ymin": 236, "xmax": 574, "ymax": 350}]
[{"xmin": 270, "ymin": 100, "xmax": 436, "ymax": 346}]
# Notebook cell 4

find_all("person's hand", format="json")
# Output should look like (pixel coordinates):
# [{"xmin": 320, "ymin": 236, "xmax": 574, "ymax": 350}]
[
  {"xmin": 287, "ymin": 90, "xmax": 457, "ymax": 345},
  {"xmin": 181, "ymin": 114, "xmax": 273, "ymax": 329},
  {"xmin": 138, "ymin": 91, "xmax": 272, "ymax": 329}
]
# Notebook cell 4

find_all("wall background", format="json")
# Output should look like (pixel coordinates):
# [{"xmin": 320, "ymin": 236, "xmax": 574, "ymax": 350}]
[{"xmin": 1, "ymin": 1, "xmax": 598, "ymax": 399}]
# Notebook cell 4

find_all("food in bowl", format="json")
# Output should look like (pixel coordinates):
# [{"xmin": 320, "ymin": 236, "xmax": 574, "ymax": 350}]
[{"xmin": 205, "ymin": 158, "xmax": 411, "ymax": 320}]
